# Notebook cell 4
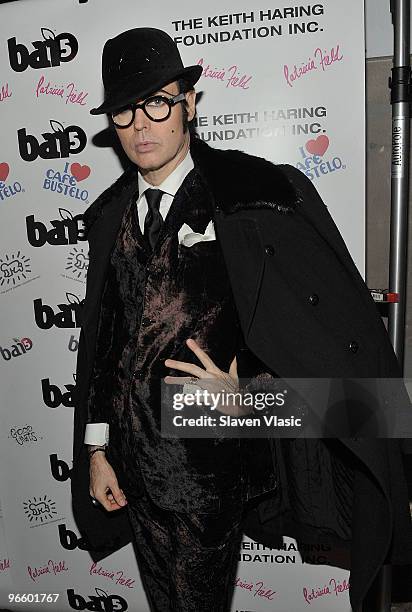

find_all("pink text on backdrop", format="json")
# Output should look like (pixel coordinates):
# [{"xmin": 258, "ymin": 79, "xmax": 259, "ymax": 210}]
[
  {"xmin": 27, "ymin": 559, "xmax": 68, "ymax": 582},
  {"xmin": 89, "ymin": 561, "xmax": 136, "ymax": 589},
  {"xmin": 35, "ymin": 76, "xmax": 88, "ymax": 106},
  {"xmin": 284, "ymin": 44, "xmax": 343, "ymax": 88},
  {"xmin": 235, "ymin": 577, "xmax": 277, "ymax": 600},
  {"xmin": 0, "ymin": 83, "xmax": 12, "ymax": 103},
  {"xmin": 0, "ymin": 558, "xmax": 10, "ymax": 571},
  {"xmin": 197, "ymin": 58, "xmax": 252, "ymax": 89},
  {"xmin": 303, "ymin": 576, "xmax": 350, "ymax": 605}
]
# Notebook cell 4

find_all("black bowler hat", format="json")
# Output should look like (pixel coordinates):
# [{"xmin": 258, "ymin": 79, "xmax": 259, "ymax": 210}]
[{"xmin": 90, "ymin": 27, "xmax": 202, "ymax": 115}]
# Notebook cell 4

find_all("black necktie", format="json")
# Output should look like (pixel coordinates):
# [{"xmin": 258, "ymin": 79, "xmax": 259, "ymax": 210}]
[{"xmin": 143, "ymin": 189, "xmax": 164, "ymax": 250}]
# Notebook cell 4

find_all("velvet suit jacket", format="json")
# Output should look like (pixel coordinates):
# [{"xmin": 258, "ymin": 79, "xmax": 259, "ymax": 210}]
[
  {"xmin": 71, "ymin": 136, "xmax": 412, "ymax": 611},
  {"xmin": 83, "ymin": 161, "xmax": 278, "ymax": 513}
]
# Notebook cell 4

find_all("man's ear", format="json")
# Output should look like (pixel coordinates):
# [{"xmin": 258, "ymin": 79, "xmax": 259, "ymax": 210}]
[{"xmin": 185, "ymin": 89, "xmax": 197, "ymax": 122}]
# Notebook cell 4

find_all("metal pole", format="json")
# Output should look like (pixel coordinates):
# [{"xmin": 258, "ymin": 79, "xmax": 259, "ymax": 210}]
[
  {"xmin": 388, "ymin": 0, "xmax": 411, "ymax": 364},
  {"xmin": 363, "ymin": 2, "xmax": 412, "ymax": 611}
]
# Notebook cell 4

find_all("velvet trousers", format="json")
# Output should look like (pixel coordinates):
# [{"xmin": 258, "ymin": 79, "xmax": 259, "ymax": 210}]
[{"xmin": 125, "ymin": 468, "xmax": 245, "ymax": 612}]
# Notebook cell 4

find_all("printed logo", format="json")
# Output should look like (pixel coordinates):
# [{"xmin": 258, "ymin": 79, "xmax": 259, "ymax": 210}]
[
  {"xmin": 235, "ymin": 578, "xmax": 277, "ymax": 602},
  {"xmin": 43, "ymin": 162, "xmax": 90, "ymax": 203},
  {"xmin": 8, "ymin": 28, "xmax": 78, "ymax": 72},
  {"xmin": 295, "ymin": 134, "xmax": 346, "ymax": 181},
  {"xmin": 67, "ymin": 588, "xmax": 128, "ymax": 612},
  {"xmin": 0, "ymin": 163, "xmax": 25, "ymax": 201},
  {"xmin": 0, "ymin": 251, "xmax": 38, "ymax": 294},
  {"xmin": 36, "ymin": 74, "xmax": 88, "ymax": 106},
  {"xmin": 240, "ymin": 539, "xmax": 332, "ymax": 565},
  {"xmin": 1, "ymin": 336, "xmax": 33, "ymax": 361},
  {"xmin": 0, "ymin": 82, "xmax": 12, "ymax": 103},
  {"xmin": 303, "ymin": 577, "xmax": 350, "ymax": 605},
  {"xmin": 33, "ymin": 292, "xmax": 82, "ymax": 330},
  {"xmin": 89, "ymin": 561, "xmax": 136, "ymax": 590},
  {"xmin": 284, "ymin": 44, "xmax": 343, "ymax": 88},
  {"xmin": 62, "ymin": 247, "xmax": 88, "ymax": 284},
  {"xmin": 26, "ymin": 209, "xmax": 85, "ymax": 247},
  {"xmin": 50, "ymin": 453, "xmax": 72, "ymax": 482},
  {"xmin": 23, "ymin": 495, "xmax": 59, "ymax": 526},
  {"xmin": 9, "ymin": 424, "xmax": 41, "ymax": 446},
  {"xmin": 59, "ymin": 524, "xmax": 123, "ymax": 554},
  {"xmin": 42, "ymin": 376, "xmax": 75, "ymax": 409},
  {"xmin": 197, "ymin": 58, "xmax": 252, "ymax": 89},
  {"xmin": 28, "ymin": 559, "xmax": 68, "ymax": 583},
  {"xmin": 18, "ymin": 120, "xmax": 87, "ymax": 162}
]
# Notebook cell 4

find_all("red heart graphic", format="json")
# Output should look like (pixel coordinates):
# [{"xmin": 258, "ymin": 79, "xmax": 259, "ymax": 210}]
[
  {"xmin": 306, "ymin": 135, "xmax": 329, "ymax": 157},
  {"xmin": 0, "ymin": 162, "xmax": 10, "ymax": 182},
  {"xmin": 70, "ymin": 163, "xmax": 91, "ymax": 182}
]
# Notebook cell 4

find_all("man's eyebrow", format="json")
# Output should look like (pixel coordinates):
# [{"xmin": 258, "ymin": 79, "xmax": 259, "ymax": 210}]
[{"xmin": 156, "ymin": 88, "xmax": 177, "ymax": 95}]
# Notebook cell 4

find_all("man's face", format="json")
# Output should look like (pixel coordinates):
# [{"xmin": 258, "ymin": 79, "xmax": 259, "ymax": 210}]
[{"xmin": 114, "ymin": 80, "xmax": 196, "ymax": 181}]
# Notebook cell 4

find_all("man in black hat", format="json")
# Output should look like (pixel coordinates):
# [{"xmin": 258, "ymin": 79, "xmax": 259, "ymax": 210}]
[
  {"xmin": 73, "ymin": 26, "xmax": 279, "ymax": 612},
  {"xmin": 72, "ymin": 26, "xmax": 412, "ymax": 612}
]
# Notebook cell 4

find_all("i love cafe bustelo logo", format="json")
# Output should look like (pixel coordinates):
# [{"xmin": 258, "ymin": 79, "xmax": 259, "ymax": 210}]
[
  {"xmin": 0, "ymin": 163, "xmax": 25, "ymax": 202},
  {"xmin": 43, "ymin": 160, "xmax": 91, "ymax": 204},
  {"xmin": 296, "ymin": 134, "xmax": 346, "ymax": 181}
]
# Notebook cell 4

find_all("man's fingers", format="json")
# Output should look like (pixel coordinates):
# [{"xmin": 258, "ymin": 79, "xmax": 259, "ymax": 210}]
[
  {"xmin": 93, "ymin": 487, "xmax": 127, "ymax": 512},
  {"xmin": 164, "ymin": 339, "xmax": 220, "ymax": 377},
  {"xmin": 164, "ymin": 375, "xmax": 197, "ymax": 385},
  {"xmin": 109, "ymin": 484, "xmax": 127, "ymax": 508},
  {"xmin": 164, "ymin": 359, "xmax": 206, "ymax": 379},
  {"xmin": 185, "ymin": 338, "xmax": 219, "ymax": 373},
  {"xmin": 89, "ymin": 459, "xmax": 128, "ymax": 512}
]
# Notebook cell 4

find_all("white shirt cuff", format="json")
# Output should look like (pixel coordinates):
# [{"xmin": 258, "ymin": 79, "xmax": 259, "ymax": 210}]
[{"xmin": 84, "ymin": 423, "xmax": 109, "ymax": 446}]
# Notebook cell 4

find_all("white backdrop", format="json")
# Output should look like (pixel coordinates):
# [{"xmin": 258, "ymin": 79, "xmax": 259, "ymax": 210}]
[{"xmin": 0, "ymin": 0, "xmax": 365, "ymax": 610}]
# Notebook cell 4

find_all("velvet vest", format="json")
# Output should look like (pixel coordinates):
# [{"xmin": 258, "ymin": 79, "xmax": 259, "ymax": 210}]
[{"xmin": 87, "ymin": 167, "xmax": 278, "ymax": 513}]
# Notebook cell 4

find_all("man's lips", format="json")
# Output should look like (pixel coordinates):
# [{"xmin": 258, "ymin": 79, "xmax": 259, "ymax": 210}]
[{"xmin": 134, "ymin": 141, "xmax": 158, "ymax": 153}]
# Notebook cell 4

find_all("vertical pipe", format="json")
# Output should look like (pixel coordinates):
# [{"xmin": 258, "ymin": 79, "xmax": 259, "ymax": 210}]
[
  {"xmin": 364, "ymin": 2, "xmax": 411, "ymax": 610},
  {"xmin": 388, "ymin": 0, "xmax": 411, "ymax": 365}
]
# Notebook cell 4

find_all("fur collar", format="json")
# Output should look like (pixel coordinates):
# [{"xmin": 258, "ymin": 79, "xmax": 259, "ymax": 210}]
[
  {"xmin": 190, "ymin": 135, "xmax": 301, "ymax": 215},
  {"xmin": 83, "ymin": 135, "xmax": 301, "ymax": 232}
]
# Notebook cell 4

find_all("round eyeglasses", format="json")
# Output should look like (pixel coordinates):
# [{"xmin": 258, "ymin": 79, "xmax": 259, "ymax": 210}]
[{"xmin": 111, "ymin": 92, "xmax": 186, "ymax": 128}]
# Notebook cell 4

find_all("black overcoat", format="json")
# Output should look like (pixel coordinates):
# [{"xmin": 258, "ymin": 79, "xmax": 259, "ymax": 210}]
[{"xmin": 71, "ymin": 136, "xmax": 412, "ymax": 611}]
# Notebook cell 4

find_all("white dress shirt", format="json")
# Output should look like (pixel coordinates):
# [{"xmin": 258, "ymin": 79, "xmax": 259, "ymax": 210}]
[{"xmin": 84, "ymin": 149, "xmax": 194, "ymax": 447}]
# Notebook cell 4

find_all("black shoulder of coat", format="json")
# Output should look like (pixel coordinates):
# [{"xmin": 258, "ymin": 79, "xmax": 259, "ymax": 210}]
[
  {"xmin": 82, "ymin": 138, "xmax": 307, "ymax": 234},
  {"xmin": 82, "ymin": 164, "xmax": 138, "ymax": 235},
  {"xmin": 190, "ymin": 135, "xmax": 303, "ymax": 214}
]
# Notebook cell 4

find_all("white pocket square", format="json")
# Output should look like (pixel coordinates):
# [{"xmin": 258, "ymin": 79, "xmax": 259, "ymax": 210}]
[{"xmin": 178, "ymin": 220, "xmax": 216, "ymax": 247}]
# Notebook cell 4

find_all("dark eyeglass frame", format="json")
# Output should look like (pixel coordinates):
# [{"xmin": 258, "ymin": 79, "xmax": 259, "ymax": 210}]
[{"xmin": 111, "ymin": 92, "xmax": 186, "ymax": 128}]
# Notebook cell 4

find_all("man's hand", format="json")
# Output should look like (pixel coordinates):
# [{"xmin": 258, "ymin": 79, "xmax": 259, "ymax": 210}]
[
  {"xmin": 164, "ymin": 338, "xmax": 251, "ymax": 416},
  {"xmin": 89, "ymin": 452, "xmax": 127, "ymax": 512}
]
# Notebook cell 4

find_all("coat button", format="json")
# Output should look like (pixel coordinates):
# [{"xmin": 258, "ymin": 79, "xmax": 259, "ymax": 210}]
[
  {"xmin": 308, "ymin": 293, "xmax": 319, "ymax": 305},
  {"xmin": 348, "ymin": 340, "xmax": 359, "ymax": 353},
  {"xmin": 141, "ymin": 316, "xmax": 153, "ymax": 327},
  {"xmin": 264, "ymin": 245, "xmax": 275, "ymax": 256}
]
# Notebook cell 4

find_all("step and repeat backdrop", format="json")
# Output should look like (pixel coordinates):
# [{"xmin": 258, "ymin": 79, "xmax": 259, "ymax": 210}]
[{"xmin": 0, "ymin": 0, "xmax": 365, "ymax": 610}]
